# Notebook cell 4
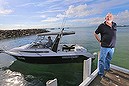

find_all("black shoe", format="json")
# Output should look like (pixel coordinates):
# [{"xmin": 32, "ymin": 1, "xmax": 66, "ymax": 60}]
[
  {"xmin": 97, "ymin": 74, "xmax": 106, "ymax": 81},
  {"xmin": 101, "ymin": 75, "xmax": 106, "ymax": 78}
]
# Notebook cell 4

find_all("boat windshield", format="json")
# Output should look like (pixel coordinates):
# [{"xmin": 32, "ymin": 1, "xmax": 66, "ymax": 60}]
[{"xmin": 29, "ymin": 35, "xmax": 54, "ymax": 49}]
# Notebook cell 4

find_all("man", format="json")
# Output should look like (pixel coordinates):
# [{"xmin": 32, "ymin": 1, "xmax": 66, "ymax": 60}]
[
  {"xmin": 46, "ymin": 36, "xmax": 53, "ymax": 48},
  {"xmin": 94, "ymin": 13, "xmax": 117, "ymax": 77}
]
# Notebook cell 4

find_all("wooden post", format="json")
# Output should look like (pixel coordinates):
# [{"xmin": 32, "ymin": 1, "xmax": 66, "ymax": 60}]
[
  {"xmin": 83, "ymin": 58, "xmax": 91, "ymax": 81},
  {"xmin": 46, "ymin": 78, "xmax": 57, "ymax": 86}
]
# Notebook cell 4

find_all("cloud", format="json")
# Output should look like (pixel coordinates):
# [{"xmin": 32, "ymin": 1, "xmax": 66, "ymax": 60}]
[
  {"xmin": 65, "ymin": 4, "xmax": 88, "ymax": 17},
  {"xmin": 17, "ymin": 2, "xmax": 36, "ymax": 7},
  {"xmin": 66, "ymin": 17, "xmax": 103, "ymax": 27},
  {"xmin": 40, "ymin": 4, "xmax": 100, "ymax": 23},
  {"xmin": 114, "ymin": 10, "xmax": 129, "ymax": 25},
  {"xmin": 40, "ymin": 2, "xmax": 129, "ymax": 27},
  {"xmin": 19, "ymin": 0, "xmax": 61, "ymax": 7},
  {"xmin": 0, "ymin": 0, "xmax": 13, "ymax": 15},
  {"xmin": 57, "ymin": 0, "xmax": 129, "ymax": 19},
  {"xmin": 37, "ymin": 9, "xmax": 64, "ymax": 14},
  {"xmin": 0, "ymin": 9, "xmax": 13, "ymax": 15},
  {"xmin": 89, "ymin": 0, "xmax": 129, "ymax": 13},
  {"xmin": 56, "ymin": 4, "xmax": 101, "ymax": 19},
  {"xmin": 40, "ymin": 15, "xmax": 46, "ymax": 18},
  {"xmin": 41, "ymin": 17, "xmax": 61, "ymax": 22},
  {"xmin": 68, "ymin": 10, "xmax": 129, "ymax": 27}
]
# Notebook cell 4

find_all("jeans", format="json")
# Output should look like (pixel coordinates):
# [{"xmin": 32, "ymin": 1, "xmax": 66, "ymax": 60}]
[{"xmin": 98, "ymin": 47, "xmax": 115, "ymax": 76}]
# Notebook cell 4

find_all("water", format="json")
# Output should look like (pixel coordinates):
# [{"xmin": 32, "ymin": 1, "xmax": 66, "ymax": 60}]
[{"xmin": 0, "ymin": 27, "xmax": 129, "ymax": 86}]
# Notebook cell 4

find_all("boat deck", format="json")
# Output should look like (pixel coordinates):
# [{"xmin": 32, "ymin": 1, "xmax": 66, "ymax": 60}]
[{"xmin": 89, "ymin": 68, "xmax": 129, "ymax": 86}]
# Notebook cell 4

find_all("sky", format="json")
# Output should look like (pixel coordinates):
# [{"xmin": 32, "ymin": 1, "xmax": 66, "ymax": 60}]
[{"xmin": 0, "ymin": 0, "xmax": 129, "ymax": 30}]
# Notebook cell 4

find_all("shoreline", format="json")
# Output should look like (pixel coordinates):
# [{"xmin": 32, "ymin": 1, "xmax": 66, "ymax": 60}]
[{"xmin": 0, "ymin": 29, "xmax": 49, "ymax": 40}]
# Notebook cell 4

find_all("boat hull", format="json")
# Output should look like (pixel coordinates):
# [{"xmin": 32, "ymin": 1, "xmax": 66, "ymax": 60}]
[{"xmin": 12, "ymin": 55, "xmax": 88, "ymax": 64}]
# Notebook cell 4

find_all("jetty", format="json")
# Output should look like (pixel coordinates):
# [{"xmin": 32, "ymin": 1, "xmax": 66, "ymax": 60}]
[
  {"xmin": 89, "ymin": 65, "xmax": 129, "ymax": 86},
  {"xmin": 46, "ymin": 53, "xmax": 129, "ymax": 86},
  {"xmin": 0, "ymin": 29, "xmax": 48, "ymax": 40}
]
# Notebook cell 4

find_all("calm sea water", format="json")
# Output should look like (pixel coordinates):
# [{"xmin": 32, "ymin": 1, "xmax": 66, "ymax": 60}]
[{"xmin": 0, "ymin": 27, "xmax": 129, "ymax": 86}]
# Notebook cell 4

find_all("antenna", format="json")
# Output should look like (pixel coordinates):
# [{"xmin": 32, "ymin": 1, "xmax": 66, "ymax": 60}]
[
  {"xmin": 60, "ymin": 9, "xmax": 71, "ymax": 30},
  {"xmin": 60, "ymin": 16, "xmax": 67, "ymax": 29}
]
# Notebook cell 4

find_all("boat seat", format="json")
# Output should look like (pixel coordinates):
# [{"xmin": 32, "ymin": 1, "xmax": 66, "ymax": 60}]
[{"xmin": 62, "ymin": 44, "xmax": 75, "ymax": 51}]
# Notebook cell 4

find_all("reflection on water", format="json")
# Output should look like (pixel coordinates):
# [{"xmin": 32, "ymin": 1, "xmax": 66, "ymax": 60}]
[
  {"xmin": 0, "ymin": 69, "xmax": 44, "ymax": 86},
  {"xmin": 8, "ymin": 61, "xmax": 83, "ymax": 86},
  {"xmin": 0, "ymin": 60, "xmax": 84, "ymax": 86},
  {"xmin": 0, "ymin": 70, "xmax": 26, "ymax": 86}
]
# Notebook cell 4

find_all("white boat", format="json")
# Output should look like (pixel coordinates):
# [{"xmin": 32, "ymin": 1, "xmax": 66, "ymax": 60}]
[{"xmin": 0, "ymin": 29, "xmax": 94, "ymax": 64}]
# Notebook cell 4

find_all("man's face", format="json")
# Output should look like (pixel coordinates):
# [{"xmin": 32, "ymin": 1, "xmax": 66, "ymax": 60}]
[{"xmin": 105, "ymin": 13, "xmax": 113, "ymax": 23}]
